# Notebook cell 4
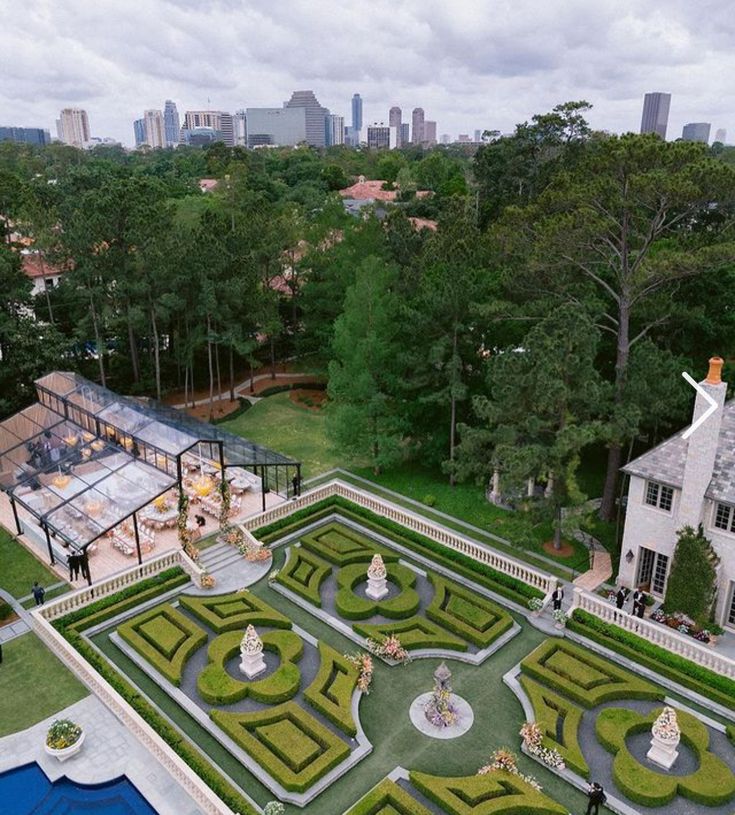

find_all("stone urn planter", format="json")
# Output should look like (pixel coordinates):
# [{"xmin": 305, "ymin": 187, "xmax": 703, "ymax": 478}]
[{"xmin": 45, "ymin": 719, "xmax": 85, "ymax": 762}]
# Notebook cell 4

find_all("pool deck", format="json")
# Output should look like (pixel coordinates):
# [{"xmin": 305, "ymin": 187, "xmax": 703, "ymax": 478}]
[{"xmin": 0, "ymin": 695, "xmax": 203, "ymax": 815}]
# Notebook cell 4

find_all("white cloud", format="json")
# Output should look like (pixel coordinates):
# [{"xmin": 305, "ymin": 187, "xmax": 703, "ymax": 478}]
[{"xmin": 0, "ymin": 0, "xmax": 733, "ymax": 145}]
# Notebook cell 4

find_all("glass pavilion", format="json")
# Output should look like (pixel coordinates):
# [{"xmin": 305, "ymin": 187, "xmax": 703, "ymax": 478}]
[{"xmin": 0, "ymin": 372, "xmax": 300, "ymax": 583}]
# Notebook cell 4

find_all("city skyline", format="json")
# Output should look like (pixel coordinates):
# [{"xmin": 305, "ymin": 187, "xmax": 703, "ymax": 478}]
[{"xmin": 3, "ymin": 2, "xmax": 734, "ymax": 148}]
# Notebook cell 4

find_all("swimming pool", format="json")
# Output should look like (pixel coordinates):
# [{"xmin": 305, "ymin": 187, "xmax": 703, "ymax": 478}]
[{"xmin": 2, "ymin": 762, "xmax": 159, "ymax": 815}]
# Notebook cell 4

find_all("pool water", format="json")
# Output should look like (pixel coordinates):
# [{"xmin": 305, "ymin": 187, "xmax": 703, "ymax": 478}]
[{"xmin": 2, "ymin": 763, "xmax": 159, "ymax": 815}]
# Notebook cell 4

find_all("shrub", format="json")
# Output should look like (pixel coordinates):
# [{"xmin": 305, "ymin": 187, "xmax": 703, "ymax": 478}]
[
  {"xmin": 46, "ymin": 719, "xmax": 83, "ymax": 749},
  {"xmin": 276, "ymin": 547, "xmax": 332, "ymax": 607},
  {"xmin": 569, "ymin": 609, "xmax": 735, "ymax": 710},
  {"xmin": 300, "ymin": 522, "xmax": 398, "ymax": 566},
  {"xmin": 211, "ymin": 398, "xmax": 251, "ymax": 424},
  {"xmin": 0, "ymin": 600, "xmax": 15, "ymax": 622},
  {"xmin": 303, "ymin": 642, "xmax": 359, "ymax": 735},
  {"xmin": 353, "ymin": 617, "xmax": 467, "ymax": 653},
  {"xmin": 663, "ymin": 525, "xmax": 719, "ymax": 622},
  {"xmin": 334, "ymin": 561, "xmax": 420, "ymax": 620},
  {"xmin": 422, "ymin": 494, "xmax": 436, "ymax": 507},
  {"xmin": 178, "ymin": 591, "xmax": 291, "ymax": 633},
  {"xmin": 345, "ymin": 778, "xmax": 431, "ymax": 814}
]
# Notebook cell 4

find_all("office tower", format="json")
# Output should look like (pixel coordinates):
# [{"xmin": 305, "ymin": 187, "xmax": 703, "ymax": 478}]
[
  {"xmin": 351, "ymin": 93, "xmax": 363, "ymax": 136},
  {"xmin": 133, "ymin": 119, "xmax": 146, "ymax": 147},
  {"xmin": 233, "ymin": 110, "xmax": 247, "ymax": 146},
  {"xmin": 56, "ymin": 108, "xmax": 90, "ymax": 147},
  {"xmin": 474, "ymin": 129, "xmax": 482, "ymax": 142},
  {"xmin": 423, "ymin": 120, "xmax": 437, "ymax": 145},
  {"xmin": 326, "ymin": 114, "xmax": 344, "ymax": 146},
  {"xmin": 411, "ymin": 108, "xmax": 425, "ymax": 144},
  {"xmin": 343, "ymin": 126, "xmax": 357, "ymax": 147},
  {"xmin": 640, "ymin": 93, "xmax": 671, "ymax": 139},
  {"xmin": 180, "ymin": 128, "xmax": 220, "ymax": 146},
  {"xmin": 143, "ymin": 109, "xmax": 166, "ymax": 148},
  {"xmin": 183, "ymin": 111, "xmax": 233, "ymax": 145},
  {"xmin": 400, "ymin": 123, "xmax": 410, "ymax": 146},
  {"xmin": 681, "ymin": 122, "xmax": 711, "ymax": 143},
  {"xmin": 285, "ymin": 90, "xmax": 328, "ymax": 148},
  {"xmin": 0, "ymin": 127, "xmax": 49, "ymax": 146},
  {"xmin": 715, "ymin": 128, "xmax": 727, "ymax": 144},
  {"xmin": 366, "ymin": 123, "xmax": 397, "ymax": 150},
  {"xmin": 441, "ymin": 134, "xmax": 451, "ymax": 144},
  {"xmin": 163, "ymin": 100, "xmax": 180, "ymax": 146},
  {"xmin": 389, "ymin": 107, "xmax": 402, "ymax": 146},
  {"xmin": 220, "ymin": 113, "xmax": 234, "ymax": 147},
  {"xmin": 245, "ymin": 107, "xmax": 307, "ymax": 147}
]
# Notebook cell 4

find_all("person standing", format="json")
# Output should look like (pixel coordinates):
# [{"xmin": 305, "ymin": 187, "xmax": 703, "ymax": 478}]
[
  {"xmin": 585, "ymin": 782, "xmax": 606, "ymax": 815},
  {"xmin": 615, "ymin": 587, "xmax": 626, "ymax": 609},
  {"xmin": 632, "ymin": 587, "xmax": 642, "ymax": 616},
  {"xmin": 637, "ymin": 592, "xmax": 647, "ymax": 618},
  {"xmin": 291, "ymin": 474, "xmax": 300, "ymax": 499},
  {"xmin": 32, "ymin": 582, "xmax": 45, "ymax": 606},
  {"xmin": 551, "ymin": 584, "xmax": 564, "ymax": 612}
]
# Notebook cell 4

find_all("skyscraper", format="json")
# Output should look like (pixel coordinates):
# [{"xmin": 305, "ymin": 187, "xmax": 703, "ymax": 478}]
[
  {"xmin": 133, "ymin": 118, "xmax": 146, "ymax": 147},
  {"xmin": 400, "ymin": 123, "xmax": 410, "ymax": 146},
  {"xmin": 245, "ymin": 107, "xmax": 306, "ymax": 147},
  {"xmin": 640, "ymin": 93, "xmax": 671, "ymax": 139},
  {"xmin": 411, "ymin": 108, "xmax": 425, "ymax": 144},
  {"xmin": 56, "ymin": 108, "xmax": 90, "ymax": 147},
  {"xmin": 286, "ymin": 91, "xmax": 329, "ymax": 148},
  {"xmin": 423, "ymin": 121, "xmax": 437, "ymax": 145},
  {"xmin": 143, "ymin": 109, "xmax": 166, "ymax": 148},
  {"xmin": 327, "ymin": 114, "xmax": 344, "ymax": 146},
  {"xmin": 389, "ymin": 107, "xmax": 402, "ymax": 146},
  {"xmin": 681, "ymin": 122, "xmax": 711, "ymax": 143},
  {"xmin": 474, "ymin": 129, "xmax": 482, "ymax": 142},
  {"xmin": 233, "ymin": 110, "xmax": 247, "ymax": 146},
  {"xmin": 366, "ymin": 123, "xmax": 396, "ymax": 150},
  {"xmin": 0, "ymin": 127, "xmax": 49, "ymax": 146},
  {"xmin": 351, "ymin": 93, "xmax": 363, "ymax": 137},
  {"xmin": 715, "ymin": 128, "xmax": 727, "ymax": 144},
  {"xmin": 163, "ymin": 100, "xmax": 180, "ymax": 146}
]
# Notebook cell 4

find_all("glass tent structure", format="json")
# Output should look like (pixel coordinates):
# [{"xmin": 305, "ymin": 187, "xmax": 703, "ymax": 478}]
[{"xmin": 0, "ymin": 372, "xmax": 300, "ymax": 583}]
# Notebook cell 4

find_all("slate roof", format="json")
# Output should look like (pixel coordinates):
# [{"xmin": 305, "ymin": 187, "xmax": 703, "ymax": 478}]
[{"xmin": 623, "ymin": 398, "xmax": 735, "ymax": 503}]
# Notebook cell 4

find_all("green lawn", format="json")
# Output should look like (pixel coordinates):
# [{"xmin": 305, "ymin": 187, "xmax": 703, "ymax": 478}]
[
  {"xmin": 0, "ymin": 633, "xmax": 88, "ymax": 736},
  {"xmin": 0, "ymin": 526, "xmax": 66, "ymax": 599}
]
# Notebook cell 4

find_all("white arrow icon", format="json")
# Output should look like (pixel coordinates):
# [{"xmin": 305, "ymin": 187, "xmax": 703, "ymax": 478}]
[{"xmin": 681, "ymin": 372, "xmax": 718, "ymax": 439}]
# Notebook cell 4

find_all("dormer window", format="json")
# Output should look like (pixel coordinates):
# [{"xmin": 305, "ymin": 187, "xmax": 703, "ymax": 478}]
[
  {"xmin": 715, "ymin": 502, "xmax": 735, "ymax": 533},
  {"xmin": 645, "ymin": 481, "xmax": 674, "ymax": 512}
]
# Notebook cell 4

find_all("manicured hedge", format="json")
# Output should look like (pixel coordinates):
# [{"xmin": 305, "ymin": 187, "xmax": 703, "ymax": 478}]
[
  {"xmin": 596, "ymin": 706, "xmax": 735, "ymax": 807},
  {"xmin": 425, "ymin": 573, "xmax": 513, "ymax": 648},
  {"xmin": 300, "ymin": 521, "xmax": 398, "ymax": 565},
  {"xmin": 254, "ymin": 496, "xmax": 543, "ymax": 604},
  {"xmin": 353, "ymin": 616, "xmax": 467, "ymax": 653},
  {"xmin": 520, "ymin": 639, "xmax": 662, "ymax": 708},
  {"xmin": 211, "ymin": 701, "xmax": 350, "ymax": 793},
  {"xmin": 569, "ymin": 609, "xmax": 735, "ymax": 711},
  {"xmin": 334, "ymin": 562, "xmax": 420, "ymax": 621},
  {"xmin": 303, "ymin": 642, "xmax": 359, "ymax": 736},
  {"xmin": 519, "ymin": 674, "xmax": 588, "ymax": 778},
  {"xmin": 276, "ymin": 547, "xmax": 332, "ymax": 607},
  {"xmin": 54, "ymin": 582, "xmax": 258, "ymax": 815},
  {"xmin": 179, "ymin": 590, "xmax": 291, "ymax": 632},
  {"xmin": 410, "ymin": 770, "xmax": 568, "ymax": 815},
  {"xmin": 197, "ymin": 629, "xmax": 303, "ymax": 705},
  {"xmin": 345, "ymin": 778, "xmax": 431, "ymax": 814},
  {"xmin": 258, "ymin": 381, "xmax": 326, "ymax": 398},
  {"xmin": 118, "ymin": 603, "xmax": 208, "ymax": 687}
]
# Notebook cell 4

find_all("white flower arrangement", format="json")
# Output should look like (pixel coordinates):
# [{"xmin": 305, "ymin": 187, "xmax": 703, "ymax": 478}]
[
  {"xmin": 519, "ymin": 721, "xmax": 566, "ymax": 770},
  {"xmin": 552, "ymin": 609, "xmax": 568, "ymax": 627},
  {"xmin": 528, "ymin": 597, "xmax": 544, "ymax": 612}
]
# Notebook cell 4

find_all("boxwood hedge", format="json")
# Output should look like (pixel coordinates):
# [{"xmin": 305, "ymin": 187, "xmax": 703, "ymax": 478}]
[
  {"xmin": 345, "ymin": 778, "xmax": 431, "ymax": 814},
  {"xmin": 303, "ymin": 642, "xmax": 359, "ymax": 736},
  {"xmin": 334, "ymin": 561, "xmax": 420, "ymax": 621}
]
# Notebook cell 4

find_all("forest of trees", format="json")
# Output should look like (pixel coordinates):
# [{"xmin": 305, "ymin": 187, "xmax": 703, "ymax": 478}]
[{"xmin": 2, "ymin": 100, "xmax": 735, "ymax": 528}]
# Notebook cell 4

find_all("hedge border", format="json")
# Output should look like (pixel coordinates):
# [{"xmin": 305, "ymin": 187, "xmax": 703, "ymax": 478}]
[
  {"xmin": 179, "ymin": 590, "xmax": 291, "ymax": 633},
  {"xmin": 303, "ymin": 641, "xmax": 359, "ymax": 736},
  {"xmin": 276, "ymin": 547, "xmax": 332, "ymax": 607},
  {"xmin": 344, "ymin": 778, "xmax": 431, "ymax": 815},
  {"xmin": 353, "ymin": 616, "xmax": 468, "ymax": 653},
  {"xmin": 334, "ymin": 561, "xmax": 420, "ymax": 621},
  {"xmin": 300, "ymin": 521, "xmax": 399, "ymax": 566}
]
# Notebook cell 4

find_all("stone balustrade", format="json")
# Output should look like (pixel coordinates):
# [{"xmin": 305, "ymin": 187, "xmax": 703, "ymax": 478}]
[
  {"xmin": 571, "ymin": 587, "xmax": 735, "ymax": 678},
  {"xmin": 29, "ymin": 612, "xmax": 237, "ymax": 815},
  {"xmin": 244, "ymin": 479, "xmax": 556, "ymax": 596}
]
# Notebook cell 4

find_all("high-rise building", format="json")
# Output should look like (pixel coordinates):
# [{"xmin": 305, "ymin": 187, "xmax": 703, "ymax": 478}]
[
  {"xmin": 400, "ymin": 123, "xmax": 410, "ymax": 147},
  {"xmin": 457, "ymin": 134, "xmax": 471, "ymax": 143},
  {"xmin": 183, "ymin": 111, "xmax": 233, "ymax": 145},
  {"xmin": 366, "ymin": 123, "xmax": 397, "ymax": 150},
  {"xmin": 326, "ymin": 114, "xmax": 344, "ymax": 147},
  {"xmin": 351, "ymin": 93, "xmax": 363, "ymax": 137},
  {"xmin": 681, "ymin": 122, "xmax": 711, "ymax": 143},
  {"xmin": 640, "ymin": 93, "xmax": 671, "ymax": 139},
  {"xmin": 143, "ymin": 109, "xmax": 166, "ymax": 148},
  {"xmin": 0, "ymin": 126, "xmax": 49, "ymax": 146},
  {"xmin": 233, "ymin": 110, "xmax": 247, "ymax": 146},
  {"xmin": 56, "ymin": 108, "xmax": 90, "ymax": 147},
  {"xmin": 133, "ymin": 119, "xmax": 146, "ymax": 147},
  {"xmin": 441, "ymin": 134, "xmax": 451, "ymax": 144},
  {"xmin": 474, "ymin": 129, "xmax": 482, "ymax": 142},
  {"xmin": 423, "ymin": 120, "xmax": 437, "ymax": 146},
  {"xmin": 285, "ymin": 91, "xmax": 328, "ymax": 148},
  {"xmin": 411, "ymin": 108, "xmax": 425, "ymax": 144},
  {"xmin": 163, "ymin": 100, "xmax": 180, "ymax": 146},
  {"xmin": 245, "ymin": 107, "xmax": 307, "ymax": 147},
  {"xmin": 715, "ymin": 128, "xmax": 727, "ymax": 144},
  {"xmin": 389, "ymin": 107, "xmax": 402, "ymax": 146}
]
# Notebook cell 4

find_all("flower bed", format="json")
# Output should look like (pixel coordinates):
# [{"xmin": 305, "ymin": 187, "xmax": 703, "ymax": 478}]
[
  {"xmin": 46, "ymin": 719, "xmax": 82, "ymax": 749},
  {"xmin": 649, "ymin": 608, "xmax": 718, "ymax": 644}
]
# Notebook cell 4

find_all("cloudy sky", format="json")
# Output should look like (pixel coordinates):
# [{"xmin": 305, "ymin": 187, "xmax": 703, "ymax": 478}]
[{"xmin": 2, "ymin": 0, "xmax": 733, "ymax": 146}]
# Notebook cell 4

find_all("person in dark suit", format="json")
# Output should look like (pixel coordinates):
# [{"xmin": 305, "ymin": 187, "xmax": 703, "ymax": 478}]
[
  {"xmin": 615, "ymin": 587, "xmax": 626, "ymax": 609},
  {"xmin": 32, "ymin": 582, "xmax": 46, "ymax": 606},
  {"xmin": 551, "ymin": 585, "xmax": 564, "ymax": 611},
  {"xmin": 585, "ymin": 782, "xmax": 606, "ymax": 815},
  {"xmin": 637, "ymin": 592, "xmax": 647, "ymax": 618}
]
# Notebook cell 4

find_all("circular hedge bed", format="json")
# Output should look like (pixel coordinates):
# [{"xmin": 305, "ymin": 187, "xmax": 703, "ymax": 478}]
[{"xmin": 334, "ymin": 562, "xmax": 420, "ymax": 620}]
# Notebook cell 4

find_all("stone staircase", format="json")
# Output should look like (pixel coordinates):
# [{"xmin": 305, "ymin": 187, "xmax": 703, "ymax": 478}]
[{"xmin": 199, "ymin": 541, "xmax": 242, "ymax": 576}]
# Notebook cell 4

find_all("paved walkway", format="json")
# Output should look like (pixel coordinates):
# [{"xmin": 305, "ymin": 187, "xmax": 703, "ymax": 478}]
[
  {"xmin": 0, "ymin": 695, "xmax": 203, "ymax": 815},
  {"xmin": 171, "ymin": 371, "xmax": 317, "ymax": 409},
  {"xmin": 0, "ymin": 588, "xmax": 31, "ymax": 644},
  {"xmin": 573, "ymin": 549, "xmax": 613, "ymax": 592}
]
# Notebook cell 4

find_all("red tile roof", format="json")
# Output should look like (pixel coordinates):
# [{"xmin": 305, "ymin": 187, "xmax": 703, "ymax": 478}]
[
  {"xmin": 22, "ymin": 253, "xmax": 68, "ymax": 279},
  {"xmin": 339, "ymin": 179, "xmax": 397, "ymax": 202}
]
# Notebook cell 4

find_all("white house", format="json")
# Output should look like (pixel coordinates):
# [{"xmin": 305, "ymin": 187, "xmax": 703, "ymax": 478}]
[{"xmin": 617, "ymin": 356, "xmax": 735, "ymax": 627}]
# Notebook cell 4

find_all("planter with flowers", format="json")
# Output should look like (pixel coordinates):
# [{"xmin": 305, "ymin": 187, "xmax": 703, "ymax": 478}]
[
  {"xmin": 649, "ymin": 609, "xmax": 722, "ymax": 646},
  {"xmin": 552, "ymin": 609, "xmax": 568, "ymax": 630},
  {"xmin": 528, "ymin": 597, "xmax": 544, "ymax": 616},
  {"xmin": 45, "ymin": 719, "xmax": 85, "ymax": 761}
]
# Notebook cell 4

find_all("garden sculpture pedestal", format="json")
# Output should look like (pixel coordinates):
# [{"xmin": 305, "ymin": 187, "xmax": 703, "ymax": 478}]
[
  {"xmin": 366, "ymin": 554, "xmax": 389, "ymax": 600},
  {"xmin": 239, "ymin": 624, "xmax": 267, "ymax": 678},
  {"xmin": 647, "ymin": 706, "xmax": 680, "ymax": 770}
]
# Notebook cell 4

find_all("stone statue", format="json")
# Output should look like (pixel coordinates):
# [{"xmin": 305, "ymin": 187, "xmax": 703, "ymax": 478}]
[
  {"xmin": 646, "ymin": 706, "xmax": 680, "ymax": 770},
  {"xmin": 239, "ymin": 624, "xmax": 266, "ymax": 678},
  {"xmin": 366, "ymin": 553, "xmax": 388, "ymax": 600}
]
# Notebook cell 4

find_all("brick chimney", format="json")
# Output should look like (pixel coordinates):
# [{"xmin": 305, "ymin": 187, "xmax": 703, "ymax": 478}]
[{"xmin": 677, "ymin": 357, "xmax": 727, "ymax": 527}]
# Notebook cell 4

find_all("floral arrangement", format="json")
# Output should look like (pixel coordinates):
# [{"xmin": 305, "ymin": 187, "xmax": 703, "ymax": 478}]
[
  {"xmin": 477, "ymin": 748, "xmax": 542, "ymax": 791},
  {"xmin": 366, "ymin": 634, "xmax": 411, "ymax": 664},
  {"xmin": 222, "ymin": 527, "xmax": 245, "ymax": 548},
  {"xmin": 183, "ymin": 542, "xmax": 200, "ymax": 564},
  {"xmin": 652, "ymin": 706, "xmax": 680, "ymax": 742},
  {"xmin": 218, "ymin": 478, "xmax": 231, "ymax": 531},
  {"xmin": 263, "ymin": 802, "xmax": 285, "ymax": 815},
  {"xmin": 177, "ymin": 491, "xmax": 192, "ymax": 547},
  {"xmin": 552, "ymin": 609, "xmax": 568, "ymax": 627},
  {"xmin": 345, "ymin": 651, "xmax": 374, "ymax": 693},
  {"xmin": 268, "ymin": 569, "xmax": 280, "ymax": 583},
  {"xmin": 245, "ymin": 546, "xmax": 272, "ymax": 562},
  {"xmin": 519, "ymin": 721, "xmax": 566, "ymax": 770},
  {"xmin": 200, "ymin": 571, "xmax": 216, "ymax": 589},
  {"xmin": 153, "ymin": 495, "xmax": 171, "ymax": 513},
  {"xmin": 46, "ymin": 719, "xmax": 82, "ymax": 750},
  {"xmin": 527, "ymin": 597, "xmax": 544, "ymax": 612},
  {"xmin": 649, "ymin": 608, "xmax": 715, "ymax": 644},
  {"xmin": 424, "ymin": 687, "xmax": 457, "ymax": 728}
]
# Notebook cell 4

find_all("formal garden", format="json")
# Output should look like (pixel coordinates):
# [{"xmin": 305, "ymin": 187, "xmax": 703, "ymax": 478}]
[{"xmin": 36, "ymin": 496, "xmax": 735, "ymax": 815}]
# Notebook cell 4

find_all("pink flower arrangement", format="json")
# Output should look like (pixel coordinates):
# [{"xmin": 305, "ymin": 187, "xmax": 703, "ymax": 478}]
[
  {"xmin": 424, "ymin": 688, "xmax": 458, "ymax": 727},
  {"xmin": 477, "ymin": 748, "xmax": 542, "ymax": 791},
  {"xmin": 366, "ymin": 634, "xmax": 410, "ymax": 663},
  {"xmin": 345, "ymin": 651, "xmax": 374, "ymax": 693}
]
